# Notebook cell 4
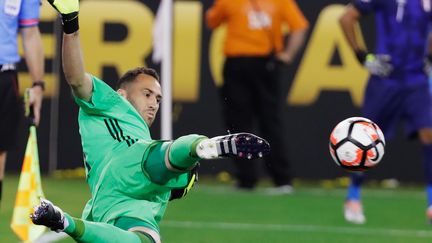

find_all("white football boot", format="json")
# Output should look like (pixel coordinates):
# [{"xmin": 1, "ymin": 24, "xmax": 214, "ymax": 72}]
[
  {"xmin": 196, "ymin": 133, "xmax": 270, "ymax": 160},
  {"xmin": 344, "ymin": 200, "xmax": 366, "ymax": 224}
]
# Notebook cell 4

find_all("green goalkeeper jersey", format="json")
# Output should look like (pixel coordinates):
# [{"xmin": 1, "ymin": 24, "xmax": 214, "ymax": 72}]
[{"xmin": 74, "ymin": 75, "xmax": 190, "ymax": 232}]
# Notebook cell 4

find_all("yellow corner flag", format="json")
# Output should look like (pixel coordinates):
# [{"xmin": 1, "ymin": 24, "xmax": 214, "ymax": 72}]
[{"xmin": 10, "ymin": 126, "xmax": 46, "ymax": 242}]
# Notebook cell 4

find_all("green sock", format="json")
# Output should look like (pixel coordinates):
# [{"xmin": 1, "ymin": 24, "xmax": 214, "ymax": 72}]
[
  {"xmin": 169, "ymin": 134, "xmax": 207, "ymax": 169},
  {"xmin": 63, "ymin": 213, "xmax": 83, "ymax": 238},
  {"xmin": 144, "ymin": 135, "xmax": 206, "ymax": 184},
  {"xmin": 63, "ymin": 215, "xmax": 150, "ymax": 243}
]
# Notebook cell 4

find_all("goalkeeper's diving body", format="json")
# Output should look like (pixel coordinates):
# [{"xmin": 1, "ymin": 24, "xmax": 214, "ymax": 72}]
[{"xmin": 30, "ymin": 0, "xmax": 270, "ymax": 242}]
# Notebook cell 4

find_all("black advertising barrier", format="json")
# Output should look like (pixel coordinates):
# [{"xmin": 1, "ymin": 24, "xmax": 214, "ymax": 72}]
[{"xmin": 6, "ymin": 0, "xmax": 424, "ymax": 182}]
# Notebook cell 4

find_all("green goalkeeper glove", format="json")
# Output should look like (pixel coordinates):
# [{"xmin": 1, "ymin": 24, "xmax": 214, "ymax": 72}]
[
  {"xmin": 169, "ymin": 164, "xmax": 199, "ymax": 201},
  {"xmin": 47, "ymin": 0, "xmax": 79, "ymax": 34}
]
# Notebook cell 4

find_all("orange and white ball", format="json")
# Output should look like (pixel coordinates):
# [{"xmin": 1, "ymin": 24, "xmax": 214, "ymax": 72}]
[{"xmin": 329, "ymin": 117, "xmax": 385, "ymax": 171}]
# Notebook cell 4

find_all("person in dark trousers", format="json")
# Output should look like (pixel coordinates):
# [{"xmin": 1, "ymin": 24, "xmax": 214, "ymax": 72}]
[{"xmin": 206, "ymin": 0, "xmax": 308, "ymax": 193}]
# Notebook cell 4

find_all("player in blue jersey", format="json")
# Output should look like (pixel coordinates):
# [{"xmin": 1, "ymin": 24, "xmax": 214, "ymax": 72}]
[
  {"xmin": 0, "ymin": 0, "xmax": 45, "ymax": 207},
  {"xmin": 339, "ymin": 0, "xmax": 432, "ymax": 224}
]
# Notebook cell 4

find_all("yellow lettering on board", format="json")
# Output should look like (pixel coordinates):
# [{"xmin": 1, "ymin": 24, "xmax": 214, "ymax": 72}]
[{"xmin": 288, "ymin": 5, "xmax": 369, "ymax": 107}]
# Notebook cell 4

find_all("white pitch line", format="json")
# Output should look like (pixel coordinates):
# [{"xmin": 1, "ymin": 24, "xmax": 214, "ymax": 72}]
[
  {"xmin": 161, "ymin": 220, "xmax": 432, "ymax": 238},
  {"xmin": 193, "ymin": 185, "xmax": 425, "ymax": 199},
  {"xmin": 28, "ymin": 231, "xmax": 68, "ymax": 243},
  {"xmin": 25, "ymin": 221, "xmax": 432, "ymax": 242}
]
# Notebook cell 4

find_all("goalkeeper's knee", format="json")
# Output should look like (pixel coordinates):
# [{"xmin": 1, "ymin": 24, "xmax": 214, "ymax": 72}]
[{"xmin": 133, "ymin": 231, "xmax": 158, "ymax": 243}]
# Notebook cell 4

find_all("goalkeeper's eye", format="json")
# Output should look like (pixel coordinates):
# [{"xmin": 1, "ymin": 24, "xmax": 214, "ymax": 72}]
[{"xmin": 143, "ymin": 89, "xmax": 162, "ymax": 104}]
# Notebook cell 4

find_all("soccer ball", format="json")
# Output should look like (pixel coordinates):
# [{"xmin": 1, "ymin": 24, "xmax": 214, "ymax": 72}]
[{"xmin": 329, "ymin": 117, "xmax": 385, "ymax": 172}]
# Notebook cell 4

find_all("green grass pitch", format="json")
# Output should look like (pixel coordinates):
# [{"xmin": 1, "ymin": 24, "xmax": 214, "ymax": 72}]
[{"xmin": 1, "ymin": 175, "xmax": 431, "ymax": 242}]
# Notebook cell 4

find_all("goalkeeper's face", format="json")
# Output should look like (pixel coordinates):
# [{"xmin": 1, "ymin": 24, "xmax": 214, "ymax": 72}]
[{"xmin": 120, "ymin": 74, "xmax": 162, "ymax": 126}]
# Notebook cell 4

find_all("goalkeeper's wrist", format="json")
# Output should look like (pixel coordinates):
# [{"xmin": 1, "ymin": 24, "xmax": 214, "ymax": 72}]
[
  {"xmin": 61, "ymin": 13, "xmax": 79, "ymax": 34},
  {"xmin": 355, "ymin": 49, "xmax": 368, "ymax": 64}
]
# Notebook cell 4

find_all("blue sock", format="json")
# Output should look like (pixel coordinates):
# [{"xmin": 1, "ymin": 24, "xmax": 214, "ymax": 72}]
[
  {"xmin": 427, "ymin": 185, "xmax": 432, "ymax": 207},
  {"xmin": 346, "ymin": 172, "xmax": 364, "ymax": 201},
  {"xmin": 422, "ymin": 145, "xmax": 432, "ymax": 207}
]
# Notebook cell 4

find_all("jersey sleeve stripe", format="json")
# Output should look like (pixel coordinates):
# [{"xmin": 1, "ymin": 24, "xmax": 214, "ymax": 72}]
[
  {"xmin": 19, "ymin": 19, "xmax": 39, "ymax": 27},
  {"xmin": 104, "ymin": 119, "xmax": 117, "ymax": 140},
  {"xmin": 114, "ymin": 119, "xmax": 127, "ymax": 141},
  {"xmin": 108, "ymin": 119, "xmax": 121, "ymax": 142},
  {"xmin": 104, "ymin": 118, "xmax": 137, "ymax": 147}
]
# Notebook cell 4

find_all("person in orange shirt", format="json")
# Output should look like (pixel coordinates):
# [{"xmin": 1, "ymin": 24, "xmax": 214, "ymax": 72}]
[{"xmin": 206, "ymin": 0, "xmax": 308, "ymax": 193}]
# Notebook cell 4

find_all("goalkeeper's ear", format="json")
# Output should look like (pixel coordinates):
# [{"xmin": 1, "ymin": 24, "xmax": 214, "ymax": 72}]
[{"xmin": 117, "ymin": 89, "xmax": 128, "ymax": 99}]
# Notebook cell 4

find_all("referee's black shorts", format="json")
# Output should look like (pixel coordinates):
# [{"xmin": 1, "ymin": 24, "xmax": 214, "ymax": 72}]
[{"xmin": 0, "ymin": 70, "xmax": 22, "ymax": 151}]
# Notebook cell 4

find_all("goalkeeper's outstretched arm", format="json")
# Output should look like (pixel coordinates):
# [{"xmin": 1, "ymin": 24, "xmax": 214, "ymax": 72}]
[
  {"xmin": 62, "ymin": 33, "xmax": 92, "ymax": 101},
  {"xmin": 48, "ymin": 0, "xmax": 92, "ymax": 101}
]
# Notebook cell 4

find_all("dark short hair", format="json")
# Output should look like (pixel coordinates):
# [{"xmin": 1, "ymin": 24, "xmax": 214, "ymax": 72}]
[{"xmin": 116, "ymin": 67, "xmax": 160, "ymax": 89}]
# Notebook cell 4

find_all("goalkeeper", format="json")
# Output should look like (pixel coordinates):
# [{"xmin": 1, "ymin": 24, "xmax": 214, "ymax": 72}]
[{"xmin": 30, "ymin": 0, "xmax": 270, "ymax": 242}]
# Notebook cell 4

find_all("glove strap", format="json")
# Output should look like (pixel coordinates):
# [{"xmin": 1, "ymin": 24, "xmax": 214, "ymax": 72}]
[
  {"xmin": 427, "ymin": 54, "xmax": 432, "ymax": 63},
  {"xmin": 62, "ymin": 13, "xmax": 79, "ymax": 34},
  {"xmin": 355, "ymin": 49, "xmax": 368, "ymax": 64}
]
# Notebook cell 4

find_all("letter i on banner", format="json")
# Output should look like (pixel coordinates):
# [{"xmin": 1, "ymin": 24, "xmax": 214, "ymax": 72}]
[{"xmin": 10, "ymin": 90, "xmax": 46, "ymax": 242}]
